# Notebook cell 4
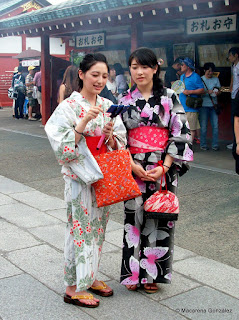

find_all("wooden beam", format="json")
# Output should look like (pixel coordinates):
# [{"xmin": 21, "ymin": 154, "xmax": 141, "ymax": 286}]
[{"xmin": 41, "ymin": 34, "xmax": 51, "ymax": 125}]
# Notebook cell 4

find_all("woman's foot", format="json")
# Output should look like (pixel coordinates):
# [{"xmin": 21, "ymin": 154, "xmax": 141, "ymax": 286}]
[
  {"xmin": 65, "ymin": 285, "xmax": 99, "ymax": 307},
  {"xmin": 89, "ymin": 280, "xmax": 113, "ymax": 297},
  {"xmin": 144, "ymin": 283, "xmax": 158, "ymax": 294},
  {"xmin": 126, "ymin": 284, "xmax": 138, "ymax": 291}
]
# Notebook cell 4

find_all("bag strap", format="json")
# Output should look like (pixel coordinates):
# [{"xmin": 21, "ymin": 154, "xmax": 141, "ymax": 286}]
[
  {"xmin": 158, "ymin": 160, "xmax": 167, "ymax": 193},
  {"xmin": 201, "ymin": 78, "xmax": 215, "ymax": 106}
]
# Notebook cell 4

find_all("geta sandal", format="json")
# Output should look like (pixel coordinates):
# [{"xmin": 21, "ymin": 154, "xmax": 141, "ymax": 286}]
[
  {"xmin": 63, "ymin": 293, "xmax": 99, "ymax": 308},
  {"xmin": 89, "ymin": 281, "xmax": 113, "ymax": 297}
]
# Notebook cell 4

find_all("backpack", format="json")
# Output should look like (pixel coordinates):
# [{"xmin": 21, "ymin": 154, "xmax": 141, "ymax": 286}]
[{"xmin": 13, "ymin": 75, "xmax": 26, "ymax": 94}]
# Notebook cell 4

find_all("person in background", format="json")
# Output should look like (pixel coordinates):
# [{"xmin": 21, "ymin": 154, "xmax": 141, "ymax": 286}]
[
  {"xmin": 58, "ymin": 65, "xmax": 80, "ymax": 103},
  {"xmin": 45, "ymin": 53, "xmax": 126, "ymax": 308},
  {"xmin": 164, "ymin": 57, "xmax": 183, "ymax": 88},
  {"xmin": 12, "ymin": 65, "xmax": 25, "ymax": 119},
  {"xmin": 106, "ymin": 65, "xmax": 117, "ymax": 100},
  {"xmin": 227, "ymin": 47, "xmax": 239, "ymax": 150},
  {"xmin": 200, "ymin": 63, "xmax": 221, "ymax": 151},
  {"xmin": 233, "ymin": 108, "xmax": 239, "ymax": 174},
  {"xmin": 179, "ymin": 57, "xmax": 205, "ymax": 145},
  {"xmin": 33, "ymin": 69, "xmax": 42, "ymax": 121},
  {"xmin": 11, "ymin": 66, "xmax": 18, "ymax": 118},
  {"xmin": 119, "ymin": 47, "xmax": 193, "ymax": 294},
  {"xmin": 114, "ymin": 63, "xmax": 128, "ymax": 95},
  {"xmin": 25, "ymin": 66, "xmax": 37, "ymax": 121}
]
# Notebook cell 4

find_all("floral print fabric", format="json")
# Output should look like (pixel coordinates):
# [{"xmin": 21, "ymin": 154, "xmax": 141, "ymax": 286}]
[
  {"xmin": 45, "ymin": 91, "xmax": 126, "ymax": 291},
  {"xmin": 119, "ymin": 87, "xmax": 192, "ymax": 285}
]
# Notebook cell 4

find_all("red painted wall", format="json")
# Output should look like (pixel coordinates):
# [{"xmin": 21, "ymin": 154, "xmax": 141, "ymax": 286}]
[{"xmin": 0, "ymin": 57, "xmax": 19, "ymax": 107}]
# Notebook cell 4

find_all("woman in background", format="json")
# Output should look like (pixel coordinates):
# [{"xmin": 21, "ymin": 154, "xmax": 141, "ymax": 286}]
[
  {"xmin": 58, "ymin": 65, "xmax": 80, "ymax": 103},
  {"xmin": 200, "ymin": 62, "xmax": 221, "ymax": 151}
]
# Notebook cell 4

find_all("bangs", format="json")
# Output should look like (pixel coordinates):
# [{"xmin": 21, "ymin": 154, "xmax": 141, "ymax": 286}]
[{"xmin": 129, "ymin": 48, "xmax": 157, "ymax": 68}]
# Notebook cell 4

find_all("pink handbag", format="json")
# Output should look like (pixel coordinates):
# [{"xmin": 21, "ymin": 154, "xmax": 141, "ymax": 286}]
[{"xmin": 144, "ymin": 162, "xmax": 179, "ymax": 220}]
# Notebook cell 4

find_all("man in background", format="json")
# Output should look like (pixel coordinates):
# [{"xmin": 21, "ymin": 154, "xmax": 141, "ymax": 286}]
[
  {"xmin": 26, "ymin": 66, "xmax": 37, "ymax": 121},
  {"xmin": 179, "ymin": 57, "xmax": 204, "ymax": 144},
  {"xmin": 164, "ymin": 57, "xmax": 183, "ymax": 88},
  {"xmin": 227, "ymin": 47, "xmax": 239, "ymax": 150},
  {"xmin": 12, "ymin": 65, "xmax": 25, "ymax": 119},
  {"xmin": 33, "ymin": 69, "xmax": 42, "ymax": 121}
]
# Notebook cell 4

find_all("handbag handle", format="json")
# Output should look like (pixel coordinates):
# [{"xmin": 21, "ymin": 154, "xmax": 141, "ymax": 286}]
[
  {"xmin": 158, "ymin": 160, "xmax": 167, "ymax": 193},
  {"xmin": 201, "ymin": 78, "xmax": 216, "ymax": 107}
]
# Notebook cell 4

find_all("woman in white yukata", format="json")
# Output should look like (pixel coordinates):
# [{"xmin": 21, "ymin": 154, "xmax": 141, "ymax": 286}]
[{"xmin": 45, "ymin": 53, "xmax": 126, "ymax": 308}]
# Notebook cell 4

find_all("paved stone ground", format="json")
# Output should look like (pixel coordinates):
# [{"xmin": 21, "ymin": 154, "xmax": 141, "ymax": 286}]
[
  {"xmin": 0, "ymin": 107, "xmax": 239, "ymax": 319},
  {"xmin": 0, "ymin": 176, "xmax": 239, "ymax": 320}
]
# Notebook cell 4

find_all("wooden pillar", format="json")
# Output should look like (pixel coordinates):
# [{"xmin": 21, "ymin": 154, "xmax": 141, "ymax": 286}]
[
  {"xmin": 41, "ymin": 34, "xmax": 51, "ymax": 125},
  {"xmin": 130, "ymin": 22, "xmax": 143, "ymax": 53},
  {"xmin": 22, "ymin": 34, "xmax": 26, "ymax": 51}
]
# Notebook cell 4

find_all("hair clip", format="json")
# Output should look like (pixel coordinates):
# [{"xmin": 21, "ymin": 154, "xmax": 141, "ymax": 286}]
[{"xmin": 158, "ymin": 58, "xmax": 164, "ymax": 66}]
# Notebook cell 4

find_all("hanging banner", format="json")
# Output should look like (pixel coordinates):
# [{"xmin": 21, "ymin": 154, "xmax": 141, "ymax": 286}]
[
  {"xmin": 187, "ymin": 14, "xmax": 237, "ymax": 35},
  {"xmin": 75, "ymin": 33, "xmax": 105, "ymax": 48}
]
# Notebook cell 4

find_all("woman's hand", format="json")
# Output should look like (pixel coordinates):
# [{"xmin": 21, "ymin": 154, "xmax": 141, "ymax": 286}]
[
  {"xmin": 144, "ymin": 166, "xmax": 164, "ymax": 182},
  {"xmin": 102, "ymin": 121, "xmax": 113, "ymax": 139},
  {"xmin": 83, "ymin": 105, "xmax": 103, "ymax": 123},
  {"xmin": 132, "ymin": 163, "xmax": 154, "ymax": 181}
]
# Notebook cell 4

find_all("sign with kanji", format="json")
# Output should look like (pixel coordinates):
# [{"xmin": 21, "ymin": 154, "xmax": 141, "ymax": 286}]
[
  {"xmin": 75, "ymin": 33, "xmax": 105, "ymax": 48},
  {"xmin": 187, "ymin": 15, "xmax": 237, "ymax": 35},
  {"xmin": 22, "ymin": 60, "xmax": 40, "ymax": 67}
]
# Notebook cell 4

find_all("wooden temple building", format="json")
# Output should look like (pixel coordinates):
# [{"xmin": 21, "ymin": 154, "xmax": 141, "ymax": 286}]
[{"xmin": 0, "ymin": 0, "xmax": 238, "ymax": 139}]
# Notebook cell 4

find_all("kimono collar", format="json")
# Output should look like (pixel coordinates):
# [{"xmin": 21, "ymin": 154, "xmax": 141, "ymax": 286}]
[
  {"xmin": 69, "ymin": 91, "xmax": 103, "ymax": 108},
  {"xmin": 130, "ymin": 86, "xmax": 153, "ymax": 101}
]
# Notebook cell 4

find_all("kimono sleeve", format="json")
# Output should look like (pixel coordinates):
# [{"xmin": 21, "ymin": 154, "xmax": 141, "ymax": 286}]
[
  {"xmin": 45, "ymin": 101, "xmax": 103, "ymax": 185},
  {"xmin": 165, "ymin": 92, "xmax": 193, "ymax": 163}
]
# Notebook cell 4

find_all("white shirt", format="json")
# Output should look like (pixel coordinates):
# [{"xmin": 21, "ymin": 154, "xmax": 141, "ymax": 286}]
[{"xmin": 106, "ymin": 80, "xmax": 117, "ymax": 94}]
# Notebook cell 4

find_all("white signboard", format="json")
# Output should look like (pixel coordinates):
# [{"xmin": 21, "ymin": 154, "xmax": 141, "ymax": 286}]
[
  {"xmin": 187, "ymin": 14, "xmax": 237, "ymax": 35},
  {"xmin": 75, "ymin": 33, "xmax": 105, "ymax": 48},
  {"xmin": 21, "ymin": 59, "xmax": 40, "ymax": 67}
]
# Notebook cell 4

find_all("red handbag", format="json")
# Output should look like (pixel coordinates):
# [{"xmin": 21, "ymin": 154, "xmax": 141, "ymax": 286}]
[
  {"xmin": 144, "ymin": 161, "xmax": 179, "ymax": 220},
  {"xmin": 86, "ymin": 136, "xmax": 142, "ymax": 208}
]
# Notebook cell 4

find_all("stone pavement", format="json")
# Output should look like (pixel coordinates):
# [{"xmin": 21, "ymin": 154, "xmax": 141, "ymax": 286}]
[{"xmin": 0, "ymin": 175, "xmax": 239, "ymax": 320}]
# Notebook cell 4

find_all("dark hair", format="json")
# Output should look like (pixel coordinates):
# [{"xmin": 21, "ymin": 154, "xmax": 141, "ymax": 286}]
[
  {"xmin": 108, "ymin": 64, "xmax": 115, "ymax": 71},
  {"xmin": 128, "ymin": 47, "xmax": 164, "ymax": 109},
  {"xmin": 62, "ymin": 65, "xmax": 80, "ymax": 98},
  {"xmin": 228, "ymin": 47, "xmax": 239, "ymax": 56},
  {"xmin": 173, "ymin": 57, "xmax": 184, "ymax": 65},
  {"xmin": 79, "ymin": 53, "xmax": 109, "ymax": 89},
  {"xmin": 203, "ymin": 62, "xmax": 216, "ymax": 72},
  {"xmin": 113, "ymin": 63, "xmax": 124, "ymax": 76},
  {"xmin": 18, "ymin": 65, "xmax": 23, "ymax": 73}
]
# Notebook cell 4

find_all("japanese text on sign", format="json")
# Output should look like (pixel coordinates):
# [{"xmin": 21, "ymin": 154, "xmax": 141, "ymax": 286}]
[
  {"xmin": 187, "ymin": 15, "xmax": 236, "ymax": 35},
  {"xmin": 75, "ymin": 33, "xmax": 105, "ymax": 48}
]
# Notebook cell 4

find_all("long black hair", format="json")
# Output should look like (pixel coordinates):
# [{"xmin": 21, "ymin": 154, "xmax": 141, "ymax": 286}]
[
  {"xmin": 128, "ymin": 47, "xmax": 164, "ymax": 108},
  {"xmin": 79, "ymin": 53, "xmax": 109, "ymax": 89}
]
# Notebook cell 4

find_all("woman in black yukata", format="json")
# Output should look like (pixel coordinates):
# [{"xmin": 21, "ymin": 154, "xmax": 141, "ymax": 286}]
[{"xmin": 119, "ymin": 48, "xmax": 193, "ymax": 293}]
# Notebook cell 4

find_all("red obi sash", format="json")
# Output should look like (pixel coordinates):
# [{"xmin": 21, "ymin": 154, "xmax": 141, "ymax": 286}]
[
  {"xmin": 85, "ymin": 136, "xmax": 107, "ymax": 156},
  {"xmin": 128, "ymin": 127, "xmax": 169, "ymax": 154}
]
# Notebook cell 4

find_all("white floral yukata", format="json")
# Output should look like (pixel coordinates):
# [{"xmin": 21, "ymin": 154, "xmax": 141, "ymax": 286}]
[{"xmin": 45, "ymin": 91, "xmax": 126, "ymax": 291}]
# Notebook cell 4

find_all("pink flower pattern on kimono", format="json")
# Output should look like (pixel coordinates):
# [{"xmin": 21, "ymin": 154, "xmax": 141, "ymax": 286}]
[
  {"xmin": 121, "ymin": 256, "xmax": 140, "ymax": 285},
  {"xmin": 170, "ymin": 113, "xmax": 183, "ymax": 137},
  {"xmin": 125, "ymin": 223, "xmax": 140, "ymax": 248},
  {"xmin": 140, "ymin": 247, "xmax": 169, "ymax": 279},
  {"xmin": 134, "ymin": 176, "xmax": 146, "ymax": 193}
]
